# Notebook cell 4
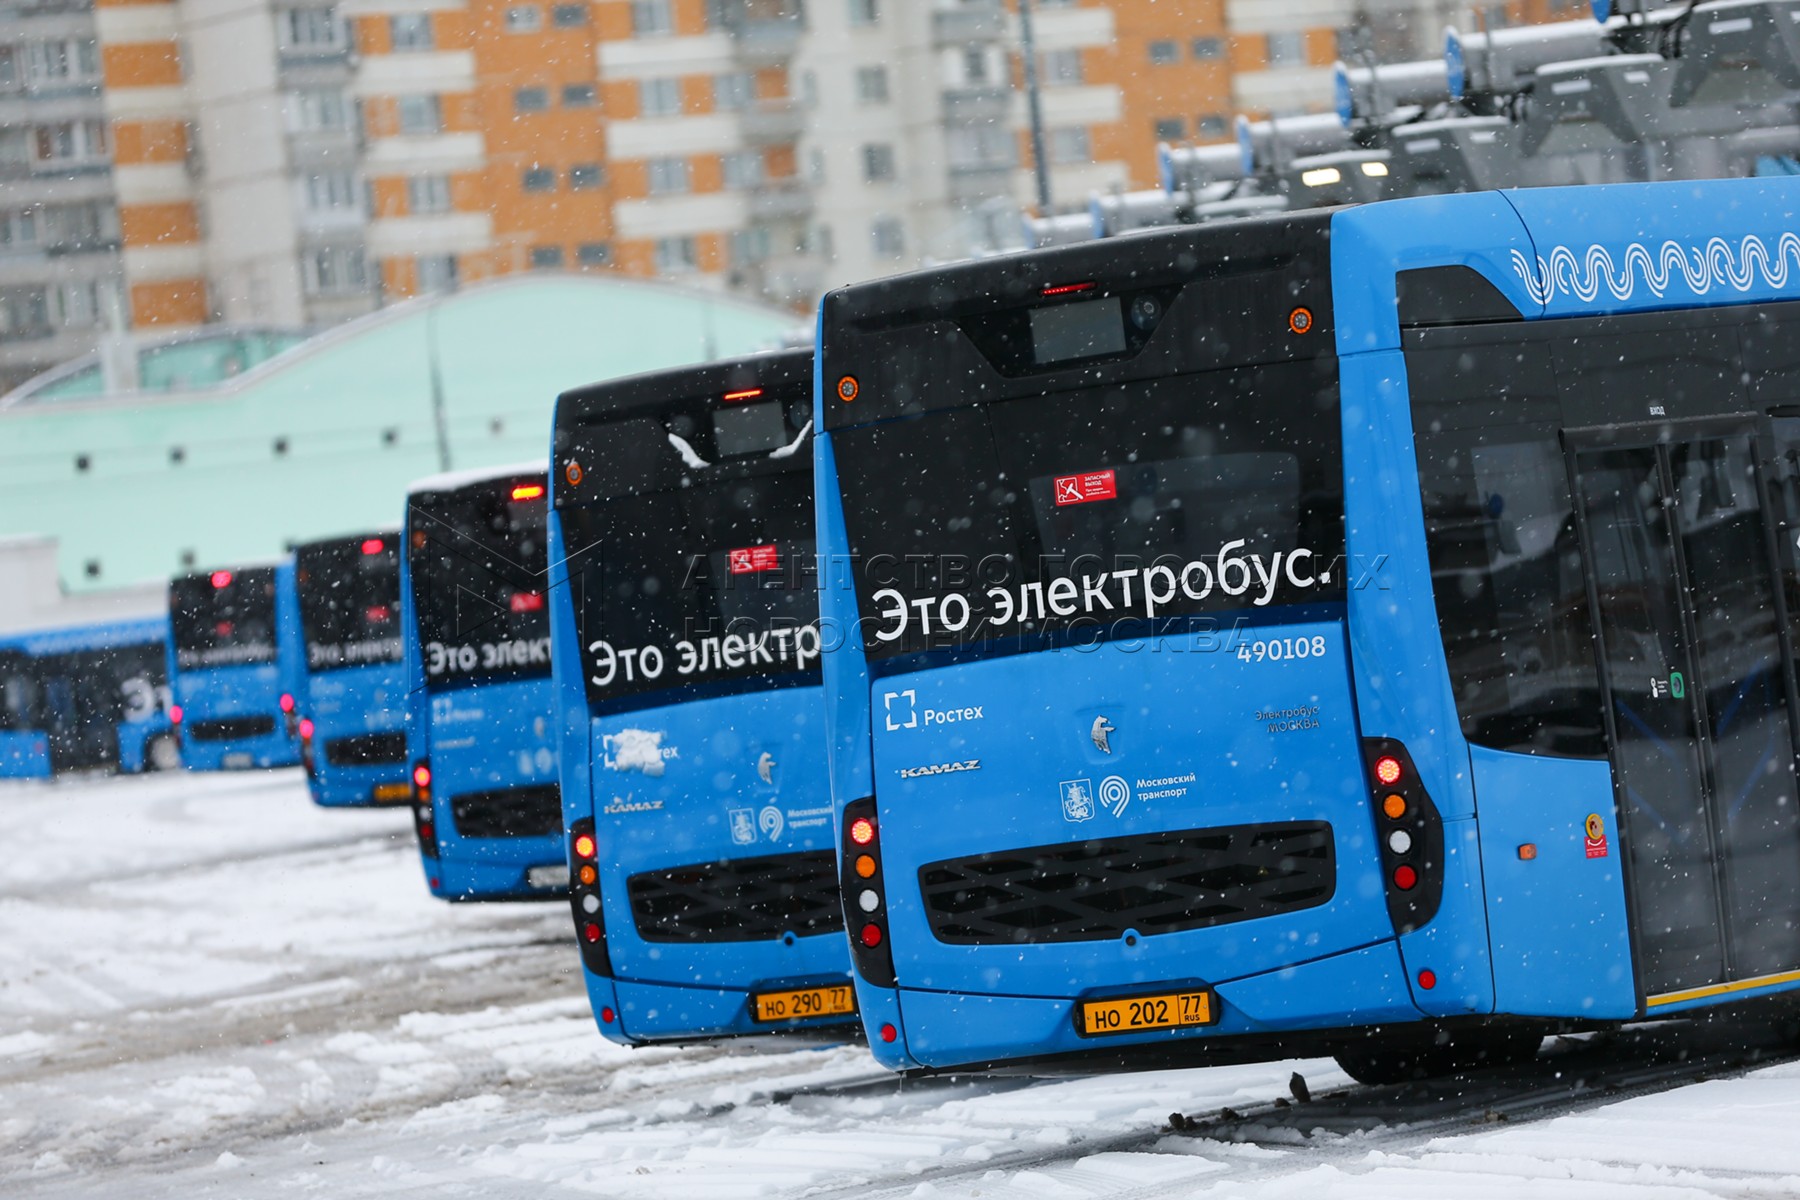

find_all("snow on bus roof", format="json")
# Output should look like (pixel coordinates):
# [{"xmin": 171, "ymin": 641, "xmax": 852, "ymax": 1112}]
[
  {"xmin": 4, "ymin": 615, "xmax": 169, "ymax": 656},
  {"xmin": 405, "ymin": 461, "xmax": 548, "ymax": 497}
]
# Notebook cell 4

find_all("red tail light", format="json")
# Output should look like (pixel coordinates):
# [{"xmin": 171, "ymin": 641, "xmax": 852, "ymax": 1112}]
[
  {"xmin": 361, "ymin": 538, "xmax": 386, "ymax": 555},
  {"xmin": 279, "ymin": 693, "xmax": 295, "ymax": 713},
  {"xmin": 722, "ymin": 387, "xmax": 763, "ymax": 403},
  {"xmin": 210, "ymin": 570, "xmax": 233, "ymax": 589},
  {"xmin": 169, "ymin": 705, "xmax": 183, "ymax": 724},
  {"xmin": 582, "ymin": 922, "xmax": 601, "ymax": 943},
  {"xmin": 509, "ymin": 592, "xmax": 544, "ymax": 613},
  {"xmin": 298, "ymin": 718, "xmax": 314, "ymax": 740},
  {"xmin": 859, "ymin": 923, "xmax": 883, "ymax": 948},
  {"xmin": 413, "ymin": 763, "xmax": 431, "ymax": 789},
  {"xmin": 849, "ymin": 817, "xmax": 876, "ymax": 846},
  {"xmin": 1373, "ymin": 755, "xmax": 1403, "ymax": 786},
  {"xmin": 510, "ymin": 483, "xmax": 545, "ymax": 502},
  {"xmin": 573, "ymin": 833, "xmax": 596, "ymax": 859}
]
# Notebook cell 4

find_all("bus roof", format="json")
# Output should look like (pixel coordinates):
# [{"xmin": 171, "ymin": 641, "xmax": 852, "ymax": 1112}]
[
  {"xmin": 2, "ymin": 615, "xmax": 170, "ymax": 656},
  {"xmin": 405, "ymin": 461, "xmax": 548, "ymax": 498},
  {"xmin": 294, "ymin": 528, "xmax": 402, "ymax": 555},
  {"xmin": 555, "ymin": 348, "xmax": 812, "ymax": 429},
  {"xmin": 170, "ymin": 556, "xmax": 293, "ymax": 586}
]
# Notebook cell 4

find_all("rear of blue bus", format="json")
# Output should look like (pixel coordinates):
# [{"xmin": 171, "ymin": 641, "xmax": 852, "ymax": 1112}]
[
  {"xmin": 816, "ymin": 217, "xmax": 1431, "ymax": 1072},
  {"xmin": 0, "ymin": 622, "xmax": 174, "ymax": 777},
  {"xmin": 168, "ymin": 565, "xmax": 305, "ymax": 771},
  {"xmin": 0, "ymin": 644, "xmax": 52, "ymax": 778},
  {"xmin": 550, "ymin": 350, "xmax": 855, "ymax": 1045},
  {"xmin": 403, "ymin": 468, "xmax": 565, "ymax": 901},
  {"xmin": 294, "ymin": 532, "xmax": 411, "ymax": 807}
]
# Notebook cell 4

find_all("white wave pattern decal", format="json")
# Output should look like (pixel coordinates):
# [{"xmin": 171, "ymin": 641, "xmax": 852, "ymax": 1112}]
[{"xmin": 1510, "ymin": 233, "xmax": 1800, "ymax": 305}]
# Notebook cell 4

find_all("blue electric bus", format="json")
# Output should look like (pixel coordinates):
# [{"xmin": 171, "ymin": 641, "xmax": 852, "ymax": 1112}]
[
  {"xmin": 293, "ymin": 530, "xmax": 411, "ymax": 807},
  {"xmin": 814, "ymin": 176, "xmax": 1800, "ymax": 1081},
  {"xmin": 402, "ymin": 463, "xmax": 565, "ymax": 901},
  {"xmin": 549, "ymin": 349, "xmax": 856, "ymax": 1044},
  {"xmin": 0, "ymin": 616, "xmax": 178, "ymax": 777},
  {"xmin": 167, "ymin": 562, "xmax": 305, "ymax": 771}
]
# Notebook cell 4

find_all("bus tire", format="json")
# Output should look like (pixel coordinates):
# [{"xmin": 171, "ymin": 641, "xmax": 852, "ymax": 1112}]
[
  {"xmin": 146, "ymin": 733, "xmax": 181, "ymax": 772},
  {"xmin": 1333, "ymin": 1027, "xmax": 1542, "ymax": 1086}
]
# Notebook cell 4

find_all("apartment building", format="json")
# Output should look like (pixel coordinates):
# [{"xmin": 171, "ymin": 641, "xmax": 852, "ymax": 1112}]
[{"xmin": 2, "ymin": 0, "xmax": 1572, "ymax": 392}]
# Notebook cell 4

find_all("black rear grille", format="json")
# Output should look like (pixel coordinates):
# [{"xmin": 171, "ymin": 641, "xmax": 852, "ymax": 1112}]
[
  {"xmin": 627, "ymin": 851, "xmax": 845, "ymax": 943},
  {"xmin": 186, "ymin": 716, "xmax": 276, "ymax": 742},
  {"xmin": 919, "ymin": 822, "xmax": 1335, "ymax": 945},
  {"xmin": 325, "ymin": 731, "xmax": 407, "ymax": 766},
  {"xmin": 450, "ymin": 785, "xmax": 562, "ymax": 838}
]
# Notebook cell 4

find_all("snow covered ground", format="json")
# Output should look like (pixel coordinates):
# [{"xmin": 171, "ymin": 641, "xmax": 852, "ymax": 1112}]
[{"xmin": 5, "ymin": 770, "xmax": 1800, "ymax": 1198}]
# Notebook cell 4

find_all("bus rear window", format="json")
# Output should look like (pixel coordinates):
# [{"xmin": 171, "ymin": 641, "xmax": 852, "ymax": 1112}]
[
  {"xmin": 409, "ymin": 479, "xmax": 551, "ymax": 687},
  {"xmin": 296, "ymin": 536, "xmax": 402, "ymax": 671},
  {"xmin": 831, "ymin": 362, "xmax": 1344, "ymax": 660},
  {"xmin": 560, "ymin": 469, "xmax": 818, "ymax": 708},
  {"xmin": 170, "ymin": 568, "xmax": 279, "ymax": 669}
]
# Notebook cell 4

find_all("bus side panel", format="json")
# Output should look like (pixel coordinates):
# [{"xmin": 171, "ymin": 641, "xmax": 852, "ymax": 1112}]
[
  {"xmin": 1337, "ymin": 347, "xmax": 1495, "ymax": 1018},
  {"xmin": 1472, "ymin": 747, "xmax": 1635, "ymax": 1019},
  {"xmin": 0, "ymin": 731, "xmax": 51, "ymax": 778},
  {"xmin": 814, "ymin": 411, "xmax": 915, "ymax": 1069},
  {"xmin": 276, "ymin": 562, "xmax": 306, "ymax": 737}
]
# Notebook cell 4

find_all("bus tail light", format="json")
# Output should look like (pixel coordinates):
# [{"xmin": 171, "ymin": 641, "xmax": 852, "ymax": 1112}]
[
  {"xmin": 568, "ymin": 818, "xmax": 613, "ymax": 976},
  {"xmin": 280, "ymin": 693, "xmax": 298, "ymax": 738},
  {"xmin": 411, "ymin": 758, "xmax": 438, "ymax": 859},
  {"xmin": 1362, "ymin": 738, "xmax": 1444, "ymax": 936},
  {"xmin": 299, "ymin": 718, "xmax": 315, "ymax": 776},
  {"xmin": 840, "ymin": 799, "xmax": 895, "ymax": 988}
]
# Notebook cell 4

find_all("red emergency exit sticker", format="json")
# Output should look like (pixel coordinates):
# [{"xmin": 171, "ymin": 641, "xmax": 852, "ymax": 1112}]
[
  {"xmin": 1053, "ymin": 469, "xmax": 1117, "ymax": 507},
  {"xmin": 729, "ymin": 544, "xmax": 781, "ymax": 574},
  {"xmin": 1584, "ymin": 812, "xmax": 1609, "ymax": 859}
]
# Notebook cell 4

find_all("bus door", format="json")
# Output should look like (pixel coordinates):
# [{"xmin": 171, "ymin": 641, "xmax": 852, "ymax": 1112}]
[
  {"xmin": 40, "ymin": 653, "xmax": 120, "ymax": 772},
  {"xmin": 1566, "ymin": 425, "xmax": 1800, "ymax": 1004}
]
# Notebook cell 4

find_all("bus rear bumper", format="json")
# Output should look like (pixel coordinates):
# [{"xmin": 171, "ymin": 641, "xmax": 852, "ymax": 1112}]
[
  {"xmin": 179, "ymin": 731, "xmax": 299, "ymax": 771},
  {"xmin": 598, "ymin": 974, "xmax": 859, "ymax": 1047},
  {"xmin": 892, "ymin": 940, "xmax": 1421, "ymax": 1073},
  {"xmin": 0, "ymin": 732, "xmax": 51, "ymax": 778},
  {"xmin": 424, "ymin": 852, "xmax": 566, "ymax": 903},
  {"xmin": 307, "ymin": 761, "xmax": 412, "ymax": 808}
]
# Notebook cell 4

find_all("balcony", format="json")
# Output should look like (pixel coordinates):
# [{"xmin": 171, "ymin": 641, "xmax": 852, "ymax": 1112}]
[
  {"xmin": 715, "ymin": 0, "xmax": 805, "ymax": 65},
  {"xmin": 747, "ymin": 179, "xmax": 813, "ymax": 220},
  {"xmin": 942, "ymin": 86, "xmax": 1010, "ymax": 125},
  {"xmin": 739, "ymin": 98, "xmax": 804, "ymax": 144},
  {"xmin": 933, "ymin": 5, "xmax": 1006, "ymax": 46},
  {"xmin": 946, "ymin": 162, "xmax": 1014, "ymax": 204}
]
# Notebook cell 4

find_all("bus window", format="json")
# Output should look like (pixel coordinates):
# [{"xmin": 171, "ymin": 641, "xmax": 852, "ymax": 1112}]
[
  {"xmin": 170, "ymin": 568, "xmax": 280, "ymax": 669},
  {"xmin": 410, "ymin": 481, "xmax": 551, "ymax": 686},
  {"xmin": 0, "ymin": 651, "xmax": 38, "ymax": 732},
  {"xmin": 296, "ymin": 535, "xmax": 403, "ymax": 671},
  {"xmin": 832, "ymin": 361, "xmax": 1344, "ymax": 660},
  {"xmin": 1407, "ymin": 337, "xmax": 1605, "ymax": 757}
]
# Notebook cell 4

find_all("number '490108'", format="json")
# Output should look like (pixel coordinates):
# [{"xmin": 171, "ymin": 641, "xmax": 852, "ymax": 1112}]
[{"xmin": 1237, "ymin": 635, "xmax": 1328, "ymax": 663}]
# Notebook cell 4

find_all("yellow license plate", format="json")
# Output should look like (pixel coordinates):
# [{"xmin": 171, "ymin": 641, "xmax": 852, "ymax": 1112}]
[
  {"xmin": 751, "ymin": 984, "xmax": 857, "ymax": 1023},
  {"xmin": 372, "ymin": 783, "xmax": 413, "ymax": 804},
  {"xmin": 1077, "ymin": 989, "xmax": 1215, "ymax": 1037}
]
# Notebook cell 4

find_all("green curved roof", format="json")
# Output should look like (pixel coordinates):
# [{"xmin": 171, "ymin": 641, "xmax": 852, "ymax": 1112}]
[
  {"xmin": 0, "ymin": 274, "xmax": 802, "ymax": 591},
  {"xmin": 7, "ymin": 328, "xmax": 312, "ymax": 405}
]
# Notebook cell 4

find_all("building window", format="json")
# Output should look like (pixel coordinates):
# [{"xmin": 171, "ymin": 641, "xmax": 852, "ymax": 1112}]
[
  {"xmin": 962, "ymin": 46, "xmax": 991, "ymax": 85},
  {"xmin": 639, "ymin": 77, "xmax": 682, "ymax": 116},
  {"xmin": 0, "ymin": 47, "xmax": 17, "ymax": 91},
  {"xmin": 1042, "ymin": 49, "xmax": 1082, "ymax": 86},
  {"xmin": 530, "ymin": 244, "xmax": 564, "ymax": 268},
  {"xmin": 722, "ymin": 150, "xmax": 763, "ymax": 189},
  {"xmin": 847, "ymin": 0, "xmax": 878, "ymax": 26},
  {"xmin": 569, "ymin": 162, "xmax": 603, "ymax": 188},
  {"xmin": 280, "ymin": 7, "xmax": 345, "ymax": 51},
  {"xmin": 417, "ymin": 253, "xmax": 457, "ymax": 292},
  {"xmin": 1153, "ymin": 117, "xmax": 1186, "ymax": 141},
  {"xmin": 854, "ymin": 65, "xmax": 889, "ymax": 104},
  {"xmin": 861, "ymin": 142, "xmax": 896, "ymax": 183},
  {"xmin": 714, "ymin": 71, "xmax": 754, "ymax": 110},
  {"xmin": 505, "ymin": 5, "xmax": 542, "ymax": 31},
  {"xmin": 1049, "ymin": 127, "xmax": 1090, "ymax": 164},
  {"xmin": 646, "ymin": 156, "xmax": 690, "ymax": 193},
  {"xmin": 631, "ymin": 0, "xmax": 673, "ymax": 34},
  {"xmin": 577, "ymin": 241, "xmax": 611, "ymax": 266},
  {"xmin": 0, "ymin": 209, "xmax": 39, "ymax": 247},
  {"xmin": 33, "ymin": 119, "xmax": 109, "ymax": 163},
  {"xmin": 1147, "ymin": 39, "xmax": 1179, "ymax": 65},
  {"xmin": 287, "ymin": 88, "xmax": 350, "ymax": 132},
  {"xmin": 397, "ymin": 93, "xmax": 441, "ymax": 134},
  {"xmin": 552, "ymin": 3, "xmax": 587, "ymax": 25},
  {"xmin": 870, "ymin": 216, "xmax": 904, "ymax": 259},
  {"xmin": 1198, "ymin": 113, "xmax": 1228, "ymax": 138},
  {"xmin": 1191, "ymin": 36, "xmax": 1224, "ymax": 60},
  {"xmin": 0, "ymin": 286, "xmax": 51, "ymax": 341},
  {"xmin": 654, "ymin": 235, "xmax": 697, "ymax": 273},
  {"xmin": 389, "ymin": 13, "xmax": 433, "ymax": 50},
  {"xmin": 302, "ymin": 245, "xmax": 368, "ymax": 295},
  {"xmin": 807, "ymin": 147, "xmax": 825, "ymax": 184},
  {"xmin": 514, "ymin": 86, "xmax": 550, "ymax": 113},
  {"xmin": 730, "ymin": 226, "xmax": 770, "ymax": 265},
  {"xmin": 25, "ymin": 38, "xmax": 101, "ymax": 86},
  {"xmin": 945, "ymin": 126, "xmax": 1014, "ymax": 169},
  {"xmin": 522, "ymin": 166, "xmax": 557, "ymax": 191},
  {"xmin": 1267, "ymin": 31, "xmax": 1305, "ymax": 66},
  {"xmin": 304, "ymin": 170, "xmax": 359, "ymax": 211},
  {"xmin": 562, "ymin": 82, "xmax": 596, "ymax": 106},
  {"xmin": 408, "ymin": 173, "xmax": 452, "ymax": 213}
]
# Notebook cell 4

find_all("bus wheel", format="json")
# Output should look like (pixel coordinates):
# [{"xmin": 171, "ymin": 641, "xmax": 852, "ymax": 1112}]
[
  {"xmin": 147, "ymin": 734, "xmax": 181, "ymax": 772},
  {"xmin": 1334, "ymin": 1027, "xmax": 1542, "ymax": 1086}
]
